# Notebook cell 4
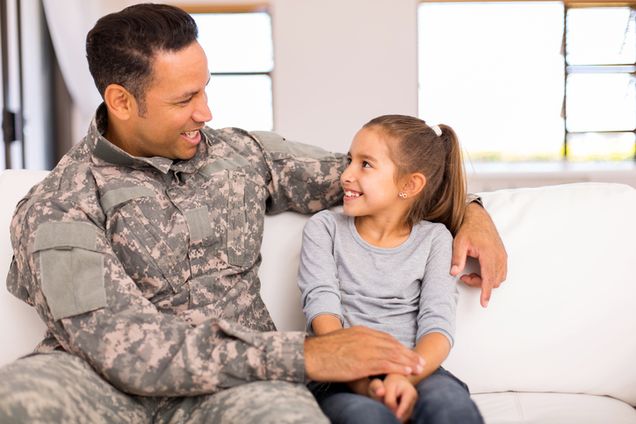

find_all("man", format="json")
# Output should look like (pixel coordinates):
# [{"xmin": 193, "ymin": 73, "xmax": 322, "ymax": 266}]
[{"xmin": 0, "ymin": 4, "xmax": 506, "ymax": 423}]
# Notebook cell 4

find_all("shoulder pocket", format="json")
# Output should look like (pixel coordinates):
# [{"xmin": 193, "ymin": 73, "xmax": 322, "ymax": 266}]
[{"xmin": 33, "ymin": 222, "xmax": 106, "ymax": 320}]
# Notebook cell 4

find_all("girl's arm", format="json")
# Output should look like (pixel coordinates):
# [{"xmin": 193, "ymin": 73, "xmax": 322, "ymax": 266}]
[
  {"xmin": 311, "ymin": 314, "xmax": 343, "ymax": 335},
  {"xmin": 297, "ymin": 212, "xmax": 344, "ymax": 333},
  {"xmin": 407, "ymin": 332, "xmax": 451, "ymax": 385},
  {"xmin": 408, "ymin": 225, "xmax": 458, "ymax": 384}
]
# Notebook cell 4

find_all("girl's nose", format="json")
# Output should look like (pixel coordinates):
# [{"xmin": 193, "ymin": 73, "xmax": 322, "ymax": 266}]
[{"xmin": 341, "ymin": 164, "xmax": 354, "ymax": 184}]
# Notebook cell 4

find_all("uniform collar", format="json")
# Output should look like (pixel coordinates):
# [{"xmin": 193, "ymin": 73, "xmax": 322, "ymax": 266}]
[{"xmin": 87, "ymin": 103, "xmax": 204, "ymax": 175}]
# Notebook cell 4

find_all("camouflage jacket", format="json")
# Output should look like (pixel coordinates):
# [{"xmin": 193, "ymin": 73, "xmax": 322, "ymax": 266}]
[{"xmin": 6, "ymin": 104, "xmax": 346, "ymax": 396}]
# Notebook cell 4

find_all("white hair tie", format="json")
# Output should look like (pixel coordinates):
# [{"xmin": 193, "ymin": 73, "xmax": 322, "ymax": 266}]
[{"xmin": 431, "ymin": 125, "xmax": 442, "ymax": 137}]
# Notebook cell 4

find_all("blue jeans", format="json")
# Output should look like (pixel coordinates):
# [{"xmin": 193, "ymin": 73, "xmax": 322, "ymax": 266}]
[{"xmin": 308, "ymin": 368, "xmax": 483, "ymax": 424}]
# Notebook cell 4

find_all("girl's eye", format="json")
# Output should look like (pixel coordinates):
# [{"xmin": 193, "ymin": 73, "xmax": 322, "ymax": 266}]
[
  {"xmin": 346, "ymin": 157, "xmax": 352, "ymax": 164},
  {"xmin": 362, "ymin": 161, "xmax": 372, "ymax": 168}
]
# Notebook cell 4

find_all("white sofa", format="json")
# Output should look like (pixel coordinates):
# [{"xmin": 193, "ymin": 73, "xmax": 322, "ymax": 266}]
[{"xmin": 1, "ymin": 169, "xmax": 635, "ymax": 423}]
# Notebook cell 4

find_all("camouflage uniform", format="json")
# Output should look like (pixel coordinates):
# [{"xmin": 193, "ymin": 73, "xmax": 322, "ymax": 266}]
[{"xmin": 0, "ymin": 104, "xmax": 344, "ymax": 423}]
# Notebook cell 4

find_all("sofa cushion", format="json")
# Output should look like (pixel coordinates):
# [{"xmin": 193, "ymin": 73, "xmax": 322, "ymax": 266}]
[{"xmin": 473, "ymin": 392, "xmax": 636, "ymax": 424}]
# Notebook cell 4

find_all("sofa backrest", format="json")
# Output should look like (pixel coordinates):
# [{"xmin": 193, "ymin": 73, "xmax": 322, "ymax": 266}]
[
  {"xmin": 1, "ymin": 170, "xmax": 635, "ymax": 406},
  {"xmin": 447, "ymin": 183, "xmax": 636, "ymax": 406},
  {"xmin": 0, "ymin": 170, "xmax": 49, "ymax": 365}
]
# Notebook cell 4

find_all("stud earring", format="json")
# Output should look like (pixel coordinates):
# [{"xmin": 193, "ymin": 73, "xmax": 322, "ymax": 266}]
[{"xmin": 398, "ymin": 192, "xmax": 407, "ymax": 199}]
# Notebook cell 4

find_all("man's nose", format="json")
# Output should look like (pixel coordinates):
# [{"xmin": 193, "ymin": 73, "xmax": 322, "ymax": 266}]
[{"xmin": 193, "ymin": 96, "xmax": 213, "ymax": 123}]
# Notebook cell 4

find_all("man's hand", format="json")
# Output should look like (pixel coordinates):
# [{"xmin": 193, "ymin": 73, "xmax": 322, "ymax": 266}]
[
  {"xmin": 451, "ymin": 202, "xmax": 507, "ymax": 307},
  {"xmin": 368, "ymin": 374, "xmax": 417, "ymax": 423},
  {"xmin": 304, "ymin": 326, "xmax": 425, "ymax": 382}
]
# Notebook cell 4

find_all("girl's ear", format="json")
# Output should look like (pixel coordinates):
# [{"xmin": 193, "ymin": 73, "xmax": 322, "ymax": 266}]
[
  {"xmin": 403, "ymin": 172, "xmax": 426, "ymax": 198},
  {"xmin": 103, "ymin": 84, "xmax": 136, "ymax": 120}
]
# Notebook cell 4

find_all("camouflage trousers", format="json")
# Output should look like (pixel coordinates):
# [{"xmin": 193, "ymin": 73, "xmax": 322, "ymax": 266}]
[{"xmin": 0, "ymin": 351, "xmax": 329, "ymax": 424}]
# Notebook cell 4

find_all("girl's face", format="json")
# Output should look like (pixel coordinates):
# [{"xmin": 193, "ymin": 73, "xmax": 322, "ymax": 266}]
[{"xmin": 340, "ymin": 127, "xmax": 405, "ymax": 220}]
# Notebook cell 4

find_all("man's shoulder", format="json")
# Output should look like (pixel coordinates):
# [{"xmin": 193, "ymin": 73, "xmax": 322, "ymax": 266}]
[
  {"xmin": 202, "ymin": 126, "xmax": 266, "ymax": 162},
  {"xmin": 202, "ymin": 126, "xmax": 255, "ymax": 149},
  {"xmin": 16, "ymin": 148, "xmax": 98, "ymax": 218},
  {"xmin": 46, "ymin": 149, "xmax": 95, "ymax": 194}
]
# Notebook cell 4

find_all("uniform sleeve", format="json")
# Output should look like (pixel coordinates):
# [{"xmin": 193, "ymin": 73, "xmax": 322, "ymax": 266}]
[
  {"xmin": 8, "ymin": 190, "xmax": 306, "ymax": 397},
  {"xmin": 297, "ymin": 212, "xmax": 343, "ymax": 333},
  {"xmin": 416, "ymin": 226, "xmax": 459, "ymax": 347},
  {"xmin": 249, "ymin": 131, "xmax": 347, "ymax": 214}
]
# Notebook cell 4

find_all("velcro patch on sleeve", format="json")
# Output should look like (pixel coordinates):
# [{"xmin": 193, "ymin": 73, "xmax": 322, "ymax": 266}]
[{"xmin": 34, "ymin": 222, "xmax": 106, "ymax": 320}]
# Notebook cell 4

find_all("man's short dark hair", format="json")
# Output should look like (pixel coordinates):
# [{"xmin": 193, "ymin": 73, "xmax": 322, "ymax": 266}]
[{"xmin": 86, "ymin": 3, "xmax": 198, "ymax": 114}]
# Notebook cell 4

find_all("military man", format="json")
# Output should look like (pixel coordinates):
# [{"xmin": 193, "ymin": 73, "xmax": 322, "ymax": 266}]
[{"xmin": 0, "ymin": 3, "xmax": 506, "ymax": 423}]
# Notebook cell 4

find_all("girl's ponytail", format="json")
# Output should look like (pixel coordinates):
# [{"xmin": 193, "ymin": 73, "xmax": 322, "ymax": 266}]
[{"xmin": 422, "ymin": 124, "xmax": 466, "ymax": 236}]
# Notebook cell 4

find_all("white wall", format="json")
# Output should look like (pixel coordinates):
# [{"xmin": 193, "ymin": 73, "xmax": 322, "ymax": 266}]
[{"xmin": 271, "ymin": 0, "xmax": 418, "ymax": 152}]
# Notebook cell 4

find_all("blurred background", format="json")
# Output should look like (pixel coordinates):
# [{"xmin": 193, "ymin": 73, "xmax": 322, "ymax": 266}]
[{"xmin": 1, "ymin": 0, "xmax": 635, "ymax": 191}]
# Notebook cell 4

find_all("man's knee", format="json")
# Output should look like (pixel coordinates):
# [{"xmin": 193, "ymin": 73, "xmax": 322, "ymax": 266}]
[
  {"xmin": 0, "ymin": 352, "xmax": 148, "ymax": 424},
  {"xmin": 176, "ymin": 381, "xmax": 329, "ymax": 424}
]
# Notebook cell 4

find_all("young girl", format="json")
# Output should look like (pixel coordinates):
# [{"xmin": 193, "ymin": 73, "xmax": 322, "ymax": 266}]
[{"xmin": 298, "ymin": 115, "xmax": 483, "ymax": 424}]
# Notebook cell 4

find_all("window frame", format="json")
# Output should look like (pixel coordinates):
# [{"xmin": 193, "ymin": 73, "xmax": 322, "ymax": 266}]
[
  {"xmin": 419, "ymin": 0, "xmax": 636, "ymax": 162},
  {"xmin": 563, "ymin": 2, "xmax": 636, "ymax": 160}
]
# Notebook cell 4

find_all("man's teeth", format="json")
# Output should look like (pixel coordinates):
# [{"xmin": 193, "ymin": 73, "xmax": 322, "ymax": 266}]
[
  {"xmin": 183, "ymin": 130, "xmax": 198, "ymax": 138},
  {"xmin": 345, "ymin": 191, "xmax": 361, "ymax": 197}
]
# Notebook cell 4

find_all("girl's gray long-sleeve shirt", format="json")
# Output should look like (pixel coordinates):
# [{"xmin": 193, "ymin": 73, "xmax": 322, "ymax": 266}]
[{"xmin": 298, "ymin": 210, "xmax": 458, "ymax": 348}]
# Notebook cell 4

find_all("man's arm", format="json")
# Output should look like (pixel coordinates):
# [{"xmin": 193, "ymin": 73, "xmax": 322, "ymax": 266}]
[
  {"xmin": 249, "ymin": 131, "xmax": 346, "ymax": 214},
  {"xmin": 9, "ymin": 190, "xmax": 307, "ymax": 397},
  {"xmin": 451, "ymin": 202, "xmax": 508, "ymax": 308}
]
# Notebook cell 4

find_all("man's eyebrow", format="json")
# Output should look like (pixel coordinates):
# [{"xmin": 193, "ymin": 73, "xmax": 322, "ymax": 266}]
[{"xmin": 174, "ymin": 73, "xmax": 212, "ymax": 100}]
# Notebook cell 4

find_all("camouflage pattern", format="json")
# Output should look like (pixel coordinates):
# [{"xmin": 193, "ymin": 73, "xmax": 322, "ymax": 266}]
[
  {"xmin": 4, "ymin": 103, "xmax": 346, "ymax": 402},
  {"xmin": 0, "ymin": 351, "xmax": 328, "ymax": 424},
  {"xmin": 0, "ymin": 351, "xmax": 151, "ymax": 424},
  {"xmin": 155, "ymin": 381, "xmax": 328, "ymax": 424}
]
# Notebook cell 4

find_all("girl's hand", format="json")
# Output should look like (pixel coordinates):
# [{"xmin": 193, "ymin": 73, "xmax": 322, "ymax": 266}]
[
  {"xmin": 347, "ymin": 377, "xmax": 370, "ymax": 396},
  {"xmin": 378, "ymin": 374, "xmax": 418, "ymax": 423},
  {"xmin": 367, "ymin": 377, "xmax": 386, "ymax": 401}
]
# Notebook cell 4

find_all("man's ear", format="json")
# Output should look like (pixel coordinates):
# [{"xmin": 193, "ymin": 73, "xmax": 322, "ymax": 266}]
[
  {"xmin": 403, "ymin": 172, "xmax": 427, "ymax": 198},
  {"xmin": 103, "ymin": 84, "xmax": 136, "ymax": 120}
]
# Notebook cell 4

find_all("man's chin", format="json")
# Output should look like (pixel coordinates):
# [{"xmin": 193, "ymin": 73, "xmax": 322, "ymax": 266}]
[{"xmin": 175, "ymin": 148, "xmax": 198, "ymax": 161}]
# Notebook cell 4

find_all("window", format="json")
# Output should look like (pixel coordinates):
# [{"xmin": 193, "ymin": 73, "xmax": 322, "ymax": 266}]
[
  {"xmin": 565, "ymin": 6, "xmax": 636, "ymax": 160},
  {"xmin": 418, "ymin": 1, "xmax": 636, "ymax": 162},
  {"xmin": 188, "ymin": 5, "xmax": 273, "ymax": 131}
]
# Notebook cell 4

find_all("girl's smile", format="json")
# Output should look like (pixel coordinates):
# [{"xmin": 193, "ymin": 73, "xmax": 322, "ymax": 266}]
[{"xmin": 343, "ymin": 189, "xmax": 363, "ymax": 200}]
